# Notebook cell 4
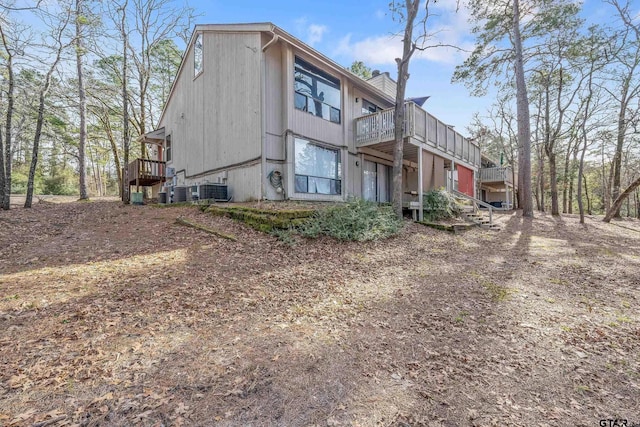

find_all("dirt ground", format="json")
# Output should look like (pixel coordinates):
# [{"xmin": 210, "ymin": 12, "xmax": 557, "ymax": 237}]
[{"xmin": 1, "ymin": 199, "xmax": 639, "ymax": 427}]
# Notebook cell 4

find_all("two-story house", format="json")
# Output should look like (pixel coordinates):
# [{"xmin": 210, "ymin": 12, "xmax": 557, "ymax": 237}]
[{"xmin": 131, "ymin": 23, "xmax": 482, "ymax": 219}]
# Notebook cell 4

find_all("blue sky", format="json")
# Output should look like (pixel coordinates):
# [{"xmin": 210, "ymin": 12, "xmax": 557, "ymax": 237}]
[
  {"xmin": 187, "ymin": 0, "xmax": 626, "ymax": 135},
  {"xmin": 194, "ymin": 0, "xmax": 480, "ymax": 132}
]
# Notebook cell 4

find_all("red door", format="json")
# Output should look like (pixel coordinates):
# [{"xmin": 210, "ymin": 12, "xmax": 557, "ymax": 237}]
[{"xmin": 457, "ymin": 165, "xmax": 474, "ymax": 197}]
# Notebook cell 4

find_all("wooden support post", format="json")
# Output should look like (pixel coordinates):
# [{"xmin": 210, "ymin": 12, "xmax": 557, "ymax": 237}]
[
  {"xmin": 451, "ymin": 160, "xmax": 456, "ymax": 191},
  {"xmin": 418, "ymin": 145, "xmax": 424, "ymax": 222},
  {"xmin": 473, "ymin": 169, "xmax": 478, "ymax": 200}
]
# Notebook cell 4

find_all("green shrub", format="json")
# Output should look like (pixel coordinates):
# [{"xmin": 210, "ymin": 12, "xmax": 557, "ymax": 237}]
[
  {"xmin": 42, "ymin": 168, "xmax": 77, "ymax": 196},
  {"xmin": 422, "ymin": 189, "xmax": 460, "ymax": 221},
  {"xmin": 299, "ymin": 198, "xmax": 402, "ymax": 241},
  {"xmin": 10, "ymin": 164, "xmax": 44, "ymax": 194}
]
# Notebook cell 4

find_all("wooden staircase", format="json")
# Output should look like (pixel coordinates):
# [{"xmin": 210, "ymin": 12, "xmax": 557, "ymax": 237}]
[
  {"xmin": 458, "ymin": 205, "xmax": 501, "ymax": 231},
  {"xmin": 453, "ymin": 191, "xmax": 501, "ymax": 231}
]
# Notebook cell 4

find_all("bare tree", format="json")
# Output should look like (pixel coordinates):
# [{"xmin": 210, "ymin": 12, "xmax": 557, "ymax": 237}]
[
  {"xmin": 604, "ymin": 175, "xmax": 640, "ymax": 222},
  {"xmin": 512, "ymin": 0, "xmax": 533, "ymax": 217},
  {"xmin": 391, "ymin": 0, "xmax": 421, "ymax": 218},
  {"xmin": 127, "ymin": 0, "xmax": 195, "ymax": 158},
  {"xmin": 389, "ymin": 0, "xmax": 460, "ymax": 218},
  {"xmin": 25, "ymin": 5, "xmax": 73, "ymax": 208},
  {"xmin": 602, "ymin": 0, "xmax": 640, "ymax": 218},
  {"xmin": 75, "ymin": 0, "xmax": 88, "ymax": 199},
  {"xmin": 0, "ymin": 15, "xmax": 15, "ymax": 209}
]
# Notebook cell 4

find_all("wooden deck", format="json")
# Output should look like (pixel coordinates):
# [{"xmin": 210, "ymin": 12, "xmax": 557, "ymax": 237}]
[
  {"xmin": 480, "ymin": 166, "xmax": 513, "ymax": 184},
  {"xmin": 354, "ymin": 102, "xmax": 481, "ymax": 169},
  {"xmin": 126, "ymin": 158, "xmax": 166, "ymax": 187}
]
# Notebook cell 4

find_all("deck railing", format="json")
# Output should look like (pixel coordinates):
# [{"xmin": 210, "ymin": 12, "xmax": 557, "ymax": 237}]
[
  {"xmin": 480, "ymin": 167, "xmax": 512, "ymax": 184},
  {"xmin": 126, "ymin": 158, "xmax": 166, "ymax": 184},
  {"xmin": 355, "ymin": 102, "xmax": 481, "ymax": 168},
  {"xmin": 355, "ymin": 102, "xmax": 414, "ymax": 146}
]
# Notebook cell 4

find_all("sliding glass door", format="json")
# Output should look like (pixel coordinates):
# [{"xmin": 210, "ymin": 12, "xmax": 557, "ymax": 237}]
[{"xmin": 363, "ymin": 159, "xmax": 391, "ymax": 203}]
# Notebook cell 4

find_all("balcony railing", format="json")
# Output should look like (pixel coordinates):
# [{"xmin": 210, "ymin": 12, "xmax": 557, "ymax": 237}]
[
  {"xmin": 126, "ymin": 158, "xmax": 166, "ymax": 185},
  {"xmin": 355, "ymin": 103, "xmax": 413, "ymax": 146},
  {"xmin": 354, "ymin": 102, "xmax": 481, "ymax": 168},
  {"xmin": 480, "ymin": 167, "xmax": 513, "ymax": 184}
]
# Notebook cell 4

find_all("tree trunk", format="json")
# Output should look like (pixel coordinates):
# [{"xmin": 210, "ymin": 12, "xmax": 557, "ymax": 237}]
[
  {"xmin": 104, "ymin": 115, "xmax": 122, "ymax": 194},
  {"xmin": 391, "ymin": 0, "xmax": 419, "ymax": 219},
  {"xmin": 513, "ymin": 0, "xmax": 533, "ymax": 218},
  {"xmin": 0, "ymin": 126, "xmax": 4, "ymax": 206},
  {"xmin": 577, "ymin": 131, "xmax": 588, "ymax": 224},
  {"xmin": 568, "ymin": 149, "xmax": 577, "ymax": 214},
  {"xmin": 76, "ymin": 0, "xmax": 89, "ymax": 200},
  {"xmin": 25, "ymin": 92, "xmax": 47, "ymax": 208},
  {"xmin": 25, "ymin": 22, "xmax": 67, "ymax": 208},
  {"xmin": 1, "ymin": 26, "xmax": 14, "ymax": 210},
  {"xmin": 604, "ymin": 175, "xmax": 640, "ymax": 222},
  {"xmin": 562, "ymin": 144, "xmax": 573, "ymax": 213},
  {"xmin": 584, "ymin": 174, "xmax": 591, "ymax": 215},
  {"xmin": 549, "ymin": 151, "xmax": 559, "ymax": 215},
  {"xmin": 611, "ymin": 82, "xmax": 630, "ymax": 219},
  {"xmin": 601, "ymin": 146, "xmax": 610, "ymax": 212},
  {"xmin": 121, "ymin": 1, "xmax": 131, "ymax": 203},
  {"xmin": 537, "ymin": 145, "xmax": 545, "ymax": 211}
]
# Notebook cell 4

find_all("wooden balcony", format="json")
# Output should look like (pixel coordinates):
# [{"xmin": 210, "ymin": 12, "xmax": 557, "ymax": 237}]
[
  {"xmin": 126, "ymin": 158, "xmax": 166, "ymax": 187},
  {"xmin": 480, "ymin": 167, "xmax": 513, "ymax": 184},
  {"xmin": 355, "ymin": 104, "xmax": 413, "ymax": 146},
  {"xmin": 354, "ymin": 102, "xmax": 481, "ymax": 168}
]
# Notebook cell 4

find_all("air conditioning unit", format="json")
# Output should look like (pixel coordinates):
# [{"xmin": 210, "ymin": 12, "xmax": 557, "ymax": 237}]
[
  {"xmin": 187, "ymin": 185, "xmax": 199, "ymax": 202},
  {"xmin": 166, "ymin": 167, "xmax": 175, "ymax": 178},
  {"xmin": 199, "ymin": 183, "xmax": 230, "ymax": 201},
  {"xmin": 174, "ymin": 186, "xmax": 187, "ymax": 203}
]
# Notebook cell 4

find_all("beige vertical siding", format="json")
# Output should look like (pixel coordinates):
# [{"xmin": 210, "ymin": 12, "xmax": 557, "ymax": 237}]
[
  {"xmin": 159, "ymin": 31, "xmax": 263, "ymax": 202},
  {"xmin": 264, "ymin": 37, "xmax": 285, "ymax": 161},
  {"xmin": 422, "ymin": 151, "xmax": 446, "ymax": 191},
  {"xmin": 347, "ymin": 153, "xmax": 362, "ymax": 198}
]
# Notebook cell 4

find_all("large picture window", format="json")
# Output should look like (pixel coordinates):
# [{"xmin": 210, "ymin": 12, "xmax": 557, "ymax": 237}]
[
  {"xmin": 294, "ymin": 138, "xmax": 341, "ymax": 195},
  {"xmin": 194, "ymin": 34, "xmax": 203, "ymax": 76},
  {"xmin": 294, "ymin": 57, "xmax": 341, "ymax": 124}
]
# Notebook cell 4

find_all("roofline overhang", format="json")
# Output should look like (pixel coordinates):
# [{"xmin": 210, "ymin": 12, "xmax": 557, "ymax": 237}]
[{"xmin": 155, "ymin": 22, "xmax": 395, "ymax": 127}]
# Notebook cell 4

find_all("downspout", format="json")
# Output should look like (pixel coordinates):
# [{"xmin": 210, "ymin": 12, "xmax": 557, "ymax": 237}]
[
  {"xmin": 262, "ymin": 31, "xmax": 279, "ymax": 52},
  {"xmin": 260, "ymin": 30, "xmax": 279, "ymax": 200}
]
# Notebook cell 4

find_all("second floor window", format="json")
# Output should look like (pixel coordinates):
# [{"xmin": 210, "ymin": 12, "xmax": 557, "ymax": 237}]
[
  {"xmin": 294, "ymin": 57, "xmax": 341, "ymax": 124},
  {"xmin": 361, "ymin": 99, "xmax": 380, "ymax": 115},
  {"xmin": 194, "ymin": 34, "xmax": 203, "ymax": 76},
  {"xmin": 165, "ymin": 135, "xmax": 172, "ymax": 162}
]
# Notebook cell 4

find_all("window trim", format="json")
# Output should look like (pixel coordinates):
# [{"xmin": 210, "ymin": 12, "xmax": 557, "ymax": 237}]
[
  {"xmin": 361, "ymin": 99, "xmax": 381, "ymax": 116},
  {"xmin": 193, "ymin": 33, "xmax": 203, "ymax": 79},
  {"xmin": 293, "ymin": 137, "xmax": 342, "ymax": 196},
  {"xmin": 294, "ymin": 56, "xmax": 341, "ymax": 124}
]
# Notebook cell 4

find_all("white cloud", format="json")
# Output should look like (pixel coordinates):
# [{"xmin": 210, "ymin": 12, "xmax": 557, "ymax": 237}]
[
  {"xmin": 307, "ymin": 24, "xmax": 328, "ymax": 46},
  {"xmin": 335, "ymin": 34, "xmax": 402, "ymax": 65},
  {"xmin": 333, "ymin": 2, "xmax": 475, "ymax": 66},
  {"xmin": 294, "ymin": 17, "xmax": 328, "ymax": 47}
]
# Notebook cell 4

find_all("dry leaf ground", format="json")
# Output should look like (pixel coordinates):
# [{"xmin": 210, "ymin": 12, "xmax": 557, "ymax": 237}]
[{"xmin": 0, "ymin": 199, "xmax": 639, "ymax": 427}]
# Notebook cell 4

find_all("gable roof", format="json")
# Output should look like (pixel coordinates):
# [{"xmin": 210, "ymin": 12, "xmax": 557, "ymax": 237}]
[{"xmin": 156, "ymin": 22, "xmax": 395, "ymax": 127}]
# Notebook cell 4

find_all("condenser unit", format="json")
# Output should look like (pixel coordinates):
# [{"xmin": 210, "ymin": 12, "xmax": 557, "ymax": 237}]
[
  {"xmin": 174, "ymin": 186, "xmax": 187, "ymax": 203},
  {"xmin": 187, "ymin": 185, "xmax": 199, "ymax": 202},
  {"xmin": 199, "ymin": 184, "xmax": 230, "ymax": 201}
]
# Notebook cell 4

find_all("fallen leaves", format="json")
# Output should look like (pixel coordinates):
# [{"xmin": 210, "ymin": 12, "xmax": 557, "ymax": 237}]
[{"xmin": 0, "ymin": 202, "xmax": 639, "ymax": 425}]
